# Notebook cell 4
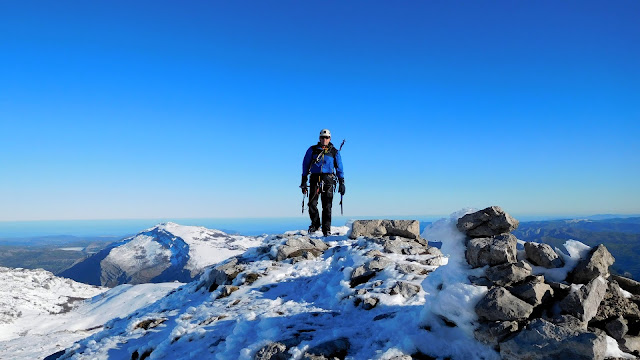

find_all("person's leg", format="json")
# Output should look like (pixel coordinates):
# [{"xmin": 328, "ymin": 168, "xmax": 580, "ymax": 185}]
[
  {"xmin": 321, "ymin": 182, "xmax": 334, "ymax": 236},
  {"xmin": 308, "ymin": 175, "xmax": 321, "ymax": 232}
]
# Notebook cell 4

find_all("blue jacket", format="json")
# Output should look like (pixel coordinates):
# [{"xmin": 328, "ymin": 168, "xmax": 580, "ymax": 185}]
[{"xmin": 302, "ymin": 142, "xmax": 344, "ymax": 179}]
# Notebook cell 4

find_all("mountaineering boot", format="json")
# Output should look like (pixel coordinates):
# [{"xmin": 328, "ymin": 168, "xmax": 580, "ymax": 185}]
[{"xmin": 308, "ymin": 225, "xmax": 320, "ymax": 233}]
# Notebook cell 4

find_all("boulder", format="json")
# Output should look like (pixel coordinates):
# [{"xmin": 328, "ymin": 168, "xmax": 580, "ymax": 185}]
[
  {"xmin": 276, "ymin": 237, "xmax": 329, "ymax": 261},
  {"xmin": 376, "ymin": 237, "xmax": 430, "ymax": 255},
  {"xmin": 304, "ymin": 337, "xmax": 350, "ymax": 359},
  {"xmin": 500, "ymin": 319, "xmax": 607, "ymax": 360},
  {"xmin": 254, "ymin": 342, "xmax": 288, "ymax": 360},
  {"xmin": 474, "ymin": 321, "xmax": 519, "ymax": 346},
  {"xmin": 388, "ymin": 281, "xmax": 421, "ymax": 298},
  {"xmin": 620, "ymin": 335, "xmax": 640, "ymax": 354},
  {"xmin": 560, "ymin": 277, "xmax": 608, "ymax": 322},
  {"xmin": 569, "ymin": 244, "xmax": 615, "ymax": 284},
  {"xmin": 465, "ymin": 234, "xmax": 518, "ymax": 268},
  {"xmin": 199, "ymin": 258, "xmax": 244, "ymax": 292},
  {"xmin": 365, "ymin": 257, "xmax": 392, "ymax": 272},
  {"xmin": 593, "ymin": 281, "xmax": 640, "ymax": 323},
  {"xmin": 612, "ymin": 274, "xmax": 640, "ymax": 296},
  {"xmin": 475, "ymin": 287, "xmax": 534, "ymax": 321},
  {"xmin": 349, "ymin": 266, "xmax": 375, "ymax": 288},
  {"xmin": 605, "ymin": 316, "xmax": 628, "ymax": 340},
  {"xmin": 524, "ymin": 242, "xmax": 564, "ymax": 268},
  {"xmin": 396, "ymin": 263, "xmax": 429, "ymax": 276},
  {"xmin": 509, "ymin": 276, "xmax": 554, "ymax": 306},
  {"xmin": 456, "ymin": 206, "xmax": 519, "ymax": 237},
  {"xmin": 485, "ymin": 260, "xmax": 532, "ymax": 286},
  {"xmin": 551, "ymin": 314, "xmax": 588, "ymax": 331},
  {"xmin": 350, "ymin": 220, "xmax": 420, "ymax": 240}
]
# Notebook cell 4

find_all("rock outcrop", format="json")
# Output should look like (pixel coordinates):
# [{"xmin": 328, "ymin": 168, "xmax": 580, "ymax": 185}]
[
  {"xmin": 349, "ymin": 220, "xmax": 420, "ymax": 240},
  {"xmin": 500, "ymin": 319, "xmax": 607, "ymax": 360},
  {"xmin": 524, "ymin": 242, "xmax": 564, "ymax": 268},
  {"xmin": 456, "ymin": 206, "xmax": 519, "ymax": 237},
  {"xmin": 459, "ymin": 206, "xmax": 639, "ymax": 358},
  {"xmin": 466, "ymin": 234, "xmax": 518, "ymax": 268},
  {"xmin": 569, "ymin": 244, "xmax": 615, "ymax": 284}
]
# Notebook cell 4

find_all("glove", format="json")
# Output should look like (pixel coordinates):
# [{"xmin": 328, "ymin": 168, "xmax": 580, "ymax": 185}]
[
  {"xmin": 300, "ymin": 175, "xmax": 308, "ymax": 194},
  {"xmin": 338, "ymin": 178, "xmax": 345, "ymax": 195}
]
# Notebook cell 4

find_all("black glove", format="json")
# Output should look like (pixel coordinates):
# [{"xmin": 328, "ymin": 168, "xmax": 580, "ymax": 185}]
[
  {"xmin": 338, "ymin": 178, "xmax": 345, "ymax": 195},
  {"xmin": 300, "ymin": 175, "xmax": 308, "ymax": 194}
]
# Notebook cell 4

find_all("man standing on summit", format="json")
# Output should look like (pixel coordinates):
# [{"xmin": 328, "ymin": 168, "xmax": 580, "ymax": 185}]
[{"xmin": 301, "ymin": 129, "xmax": 345, "ymax": 237}]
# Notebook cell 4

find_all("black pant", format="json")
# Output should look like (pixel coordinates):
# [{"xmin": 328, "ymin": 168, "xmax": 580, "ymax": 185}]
[{"xmin": 308, "ymin": 173, "xmax": 334, "ymax": 234}]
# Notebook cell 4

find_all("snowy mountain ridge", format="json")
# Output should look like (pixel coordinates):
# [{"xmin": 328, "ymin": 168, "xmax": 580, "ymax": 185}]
[{"xmin": 60, "ymin": 222, "xmax": 265, "ymax": 287}]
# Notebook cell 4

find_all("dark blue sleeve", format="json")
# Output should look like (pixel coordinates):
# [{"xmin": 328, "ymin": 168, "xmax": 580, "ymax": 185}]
[
  {"xmin": 302, "ymin": 147, "xmax": 313, "ymax": 176},
  {"xmin": 335, "ymin": 149, "xmax": 344, "ymax": 179}
]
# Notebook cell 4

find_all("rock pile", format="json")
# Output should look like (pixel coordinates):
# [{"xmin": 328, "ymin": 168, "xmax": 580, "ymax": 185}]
[{"xmin": 459, "ymin": 206, "xmax": 640, "ymax": 359}]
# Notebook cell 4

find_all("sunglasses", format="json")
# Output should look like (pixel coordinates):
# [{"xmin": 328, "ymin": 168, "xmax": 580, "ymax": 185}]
[{"xmin": 320, "ymin": 136, "xmax": 330, "ymax": 139}]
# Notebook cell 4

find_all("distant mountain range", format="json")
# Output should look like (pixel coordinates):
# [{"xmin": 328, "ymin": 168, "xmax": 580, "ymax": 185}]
[{"xmin": 59, "ymin": 222, "xmax": 265, "ymax": 287}]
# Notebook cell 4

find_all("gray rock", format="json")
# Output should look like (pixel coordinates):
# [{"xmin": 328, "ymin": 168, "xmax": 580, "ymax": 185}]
[
  {"xmin": 365, "ymin": 257, "xmax": 392, "ymax": 272},
  {"xmin": 426, "ymin": 247, "xmax": 443, "ymax": 256},
  {"xmin": 350, "ymin": 220, "xmax": 420, "ymax": 240},
  {"xmin": 485, "ymin": 260, "xmax": 532, "ymax": 286},
  {"xmin": 349, "ymin": 266, "xmax": 375, "ymax": 288},
  {"xmin": 376, "ymin": 237, "xmax": 430, "ymax": 255},
  {"xmin": 417, "ymin": 256, "xmax": 446, "ymax": 267},
  {"xmin": 551, "ymin": 314, "xmax": 588, "ymax": 331},
  {"xmin": 593, "ymin": 281, "xmax": 640, "ymax": 323},
  {"xmin": 548, "ymin": 281, "xmax": 572, "ymax": 299},
  {"xmin": 560, "ymin": 277, "xmax": 608, "ymax": 322},
  {"xmin": 304, "ymin": 337, "xmax": 350, "ymax": 360},
  {"xmin": 509, "ymin": 276, "xmax": 554, "ymax": 306},
  {"xmin": 620, "ymin": 335, "xmax": 640, "ymax": 354},
  {"xmin": 396, "ymin": 263, "xmax": 429, "ymax": 276},
  {"xmin": 364, "ymin": 249, "xmax": 384, "ymax": 258},
  {"xmin": 605, "ymin": 316, "xmax": 628, "ymax": 340},
  {"xmin": 465, "ymin": 234, "xmax": 518, "ymax": 268},
  {"xmin": 388, "ymin": 281, "xmax": 421, "ymax": 298},
  {"xmin": 569, "ymin": 244, "xmax": 615, "ymax": 284},
  {"xmin": 474, "ymin": 321, "xmax": 519, "ymax": 346},
  {"xmin": 361, "ymin": 297, "xmax": 379, "ymax": 310},
  {"xmin": 218, "ymin": 285, "xmax": 239, "ymax": 298},
  {"xmin": 254, "ymin": 342, "xmax": 288, "ymax": 360},
  {"xmin": 500, "ymin": 319, "xmax": 607, "ymax": 360},
  {"xmin": 456, "ymin": 206, "xmax": 519, "ymax": 237},
  {"xmin": 524, "ymin": 242, "xmax": 564, "ymax": 268},
  {"xmin": 475, "ymin": 287, "xmax": 534, "ymax": 321},
  {"xmin": 199, "ymin": 258, "xmax": 244, "ymax": 292},
  {"xmin": 612, "ymin": 274, "xmax": 640, "ymax": 296},
  {"xmin": 276, "ymin": 237, "xmax": 329, "ymax": 261}
]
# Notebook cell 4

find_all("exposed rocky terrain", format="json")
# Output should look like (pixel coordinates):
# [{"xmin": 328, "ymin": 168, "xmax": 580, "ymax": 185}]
[{"xmin": 461, "ymin": 206, "xmax": 640, "ymax": 359}]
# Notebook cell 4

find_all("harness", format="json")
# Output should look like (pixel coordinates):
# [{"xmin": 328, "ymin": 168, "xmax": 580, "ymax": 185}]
[{"xmin": 307, "ymin": 144, "xmax": 338, "ymax": 203}]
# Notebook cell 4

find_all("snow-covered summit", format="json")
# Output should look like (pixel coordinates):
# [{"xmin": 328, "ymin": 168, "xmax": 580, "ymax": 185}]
[{"xmin": 60, "ymin": 222, "xmax": 265, "ymax": 287}]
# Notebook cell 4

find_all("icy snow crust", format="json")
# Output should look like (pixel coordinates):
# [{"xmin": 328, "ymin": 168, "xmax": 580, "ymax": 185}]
[{"xmin": 52, "ymin": 212, "xmax": 624, "ymax": 359}]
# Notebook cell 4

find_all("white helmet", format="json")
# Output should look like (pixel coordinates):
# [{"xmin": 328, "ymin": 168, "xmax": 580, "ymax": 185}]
[{"xmin": 319, "ymin": 129, "xmax": 331, "ymax": 137}]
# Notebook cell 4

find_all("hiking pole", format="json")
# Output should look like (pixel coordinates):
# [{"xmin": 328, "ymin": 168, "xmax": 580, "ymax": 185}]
[
  {"xmin": 302, "ymin": 193, "xmax": 305, "ymax": 213},
  {"xmin": 340, "ymin": 194, "xmax": 343, "ymax": 215},
  {"xmin": 339, "ymin": 139, "xmax": 345, "ymax": 151}
]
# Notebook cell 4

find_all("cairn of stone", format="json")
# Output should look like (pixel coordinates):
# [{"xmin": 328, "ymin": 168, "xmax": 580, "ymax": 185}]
[{"xmin": 459, "ymin": 206, "xmax": 640, "ymax": 360}]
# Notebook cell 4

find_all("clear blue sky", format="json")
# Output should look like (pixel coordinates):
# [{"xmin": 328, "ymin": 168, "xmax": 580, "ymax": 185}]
[{"xmin": 1, "ymin": 1, "xmax": 638, "ymax": 221}]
